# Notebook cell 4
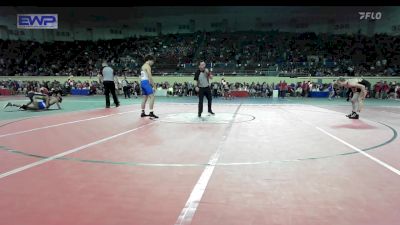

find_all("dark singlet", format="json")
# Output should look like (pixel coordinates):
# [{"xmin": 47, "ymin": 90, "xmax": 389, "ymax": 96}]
[
  {"xmin": 347, "ymin": 79, "xmax": 369, "ymax": 93},
  {"xmin": 356, "ymin": 79, "xmax": 370, "ymax": 92}
]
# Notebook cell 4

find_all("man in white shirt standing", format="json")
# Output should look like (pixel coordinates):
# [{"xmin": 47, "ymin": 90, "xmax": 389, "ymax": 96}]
[{"xmin": 101, "ymin": 61, "xmax": 120, "ymax": 108}]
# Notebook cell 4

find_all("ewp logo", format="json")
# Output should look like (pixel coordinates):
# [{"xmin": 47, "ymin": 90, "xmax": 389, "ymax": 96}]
[
  {"xmin": 17, "ymin": 14, "xmax": 58, "ymax": 29},
  {"xmin": 359, "ymin": 12, "xmax": 382, "ymax": 20}
]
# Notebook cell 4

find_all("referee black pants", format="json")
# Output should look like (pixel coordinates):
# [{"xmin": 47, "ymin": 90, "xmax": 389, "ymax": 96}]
[
  {"xmin": 103, "ymin": 81, "xmax": 119, "ymax": 107},
  {"xmin": 198, "ymin": 87, "xmax": 212, "ymax": 115},
  {"xmin": 123, "ymin": 86, "xmax": 131, "ymax": 98}
]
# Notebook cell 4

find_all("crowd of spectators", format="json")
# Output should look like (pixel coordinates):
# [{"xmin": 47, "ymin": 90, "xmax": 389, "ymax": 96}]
[
  {"xmin": 1, "ymin": 30, "xmax": 400, "ymax": 77},
  {"xmin": 1, "ymin": 78, "xmax": 399, "ymax": 99},
  {"xmin": 0, "ymin": 32, "xmax": 202, "ymax": 77},
  {"xmin": 195, "ymin": 31, "xmax": 400, "ymax": 76},
  {"xmin": 0, "ymin": 78, "xmax": 101, "ymax": 96}
]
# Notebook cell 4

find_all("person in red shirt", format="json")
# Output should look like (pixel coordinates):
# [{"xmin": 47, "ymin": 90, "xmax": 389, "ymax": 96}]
[
  {"xmin": 278, "ymin": 81, "xmax": 288, "ymax": 98},
  {"xmin": 281, "ymin": 80, "xmax": 288, "ymax": 98},
  {"xmin": 374, "ymin": 81, "xmax": 382, "ymax": 99},
  {"xmin": 382, "ymin": 81, "xmax": 389, "ymax": 99},
  {"xmin": 302, "ymin": 81, "xmax": 309, "ymax": 97}
]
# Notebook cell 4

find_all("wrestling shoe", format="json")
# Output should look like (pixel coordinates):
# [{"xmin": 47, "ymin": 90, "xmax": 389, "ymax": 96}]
[
  {"xmin": 348, "ymin": 113, "xmax": 359, "ymax": 119},
  {"xmin": 208, "ymin": 111, "xmax": 215, "ymax": 116},
  {"xmin": 346, "ymin": 111, "xmax": 355, "ymax": 117},
  {"xmin": 149, "ymin": 112, "xmax": 159, "ymax": 119},
  {"xmin": 141, "ymin": 112, "xmax": 148, "ymax": 117}
]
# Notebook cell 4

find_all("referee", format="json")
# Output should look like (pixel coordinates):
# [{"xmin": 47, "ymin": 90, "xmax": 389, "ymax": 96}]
[
  {"xmin": 194, "ymin": 61, "xmax": 215, "ymax": 118},
  {"xmin": 101, "ymin": 61, "xmax": 120, "ymax": 108}
]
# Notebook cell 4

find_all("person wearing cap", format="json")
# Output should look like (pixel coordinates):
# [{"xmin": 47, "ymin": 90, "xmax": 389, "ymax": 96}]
[{"xmin": 101, "ymin": 61, "xmax": 120, "ymax": 108}]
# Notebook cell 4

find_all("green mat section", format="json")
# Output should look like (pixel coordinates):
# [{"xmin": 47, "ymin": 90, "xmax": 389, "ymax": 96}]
[{"xmin": 1, "ymin": 95, "xmax": 399, "ymax": 122}]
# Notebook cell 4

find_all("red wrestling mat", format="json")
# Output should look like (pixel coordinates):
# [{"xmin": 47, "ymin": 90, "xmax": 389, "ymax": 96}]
[{"xmin": 0, "ymin": 103, "xmax": 399, "ymax": 225}]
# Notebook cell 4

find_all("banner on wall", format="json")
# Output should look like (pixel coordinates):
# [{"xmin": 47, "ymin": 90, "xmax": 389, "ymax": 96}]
[{"xmin": 17, "ymin": 14, "xmax": 58, "ymax": 29}]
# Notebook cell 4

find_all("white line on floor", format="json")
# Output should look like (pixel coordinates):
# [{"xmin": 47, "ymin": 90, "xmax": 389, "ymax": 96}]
[
  {"xmin": 174, "ymin": 104, "xmax": 242, "ymax": 225},
  {"xmin": 0, "ymin": 120, "xmax": 158, "ymax": 179},
  {"xmin": 316, "ymin": 126, "xmax": 400, "ymax": 176},
  {"xmin": 0, "ymin": 109, "xmax": 140, "ymax": 138},
  {"xmin": 288, "ymin": 104, "xmax": 400, "ymax": 176}
]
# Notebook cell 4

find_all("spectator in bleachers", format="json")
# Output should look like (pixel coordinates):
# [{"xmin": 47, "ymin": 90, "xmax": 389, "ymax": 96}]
[{"xmin": 2, "ymin": 31, "xmax": 400, "ymax": 77}]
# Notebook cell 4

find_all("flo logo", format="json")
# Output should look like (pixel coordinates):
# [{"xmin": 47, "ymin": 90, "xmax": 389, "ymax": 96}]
[{"xmin": 359, "ymin": 12, "xmax": 382, "ymax": 20}]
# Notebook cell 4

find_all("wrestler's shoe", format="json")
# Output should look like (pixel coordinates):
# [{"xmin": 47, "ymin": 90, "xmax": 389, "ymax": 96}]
[
  {"xmin": 149, "ymin": 112, "xmax": 159, "ymax": 119},
  {"xmin": 346, "ymin": 111, "xmax": 355, "ymax": 117},
  {"xmin": 348, "ymin": 113, "xmax": 359, "ymax": 119},
  {"xmin": 141, "ymin": 112, "xmax": 149, "ymax": 117},
  {"xmin": 208, "ymin": 111, "xmax": 215, "ymax": 116}
]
